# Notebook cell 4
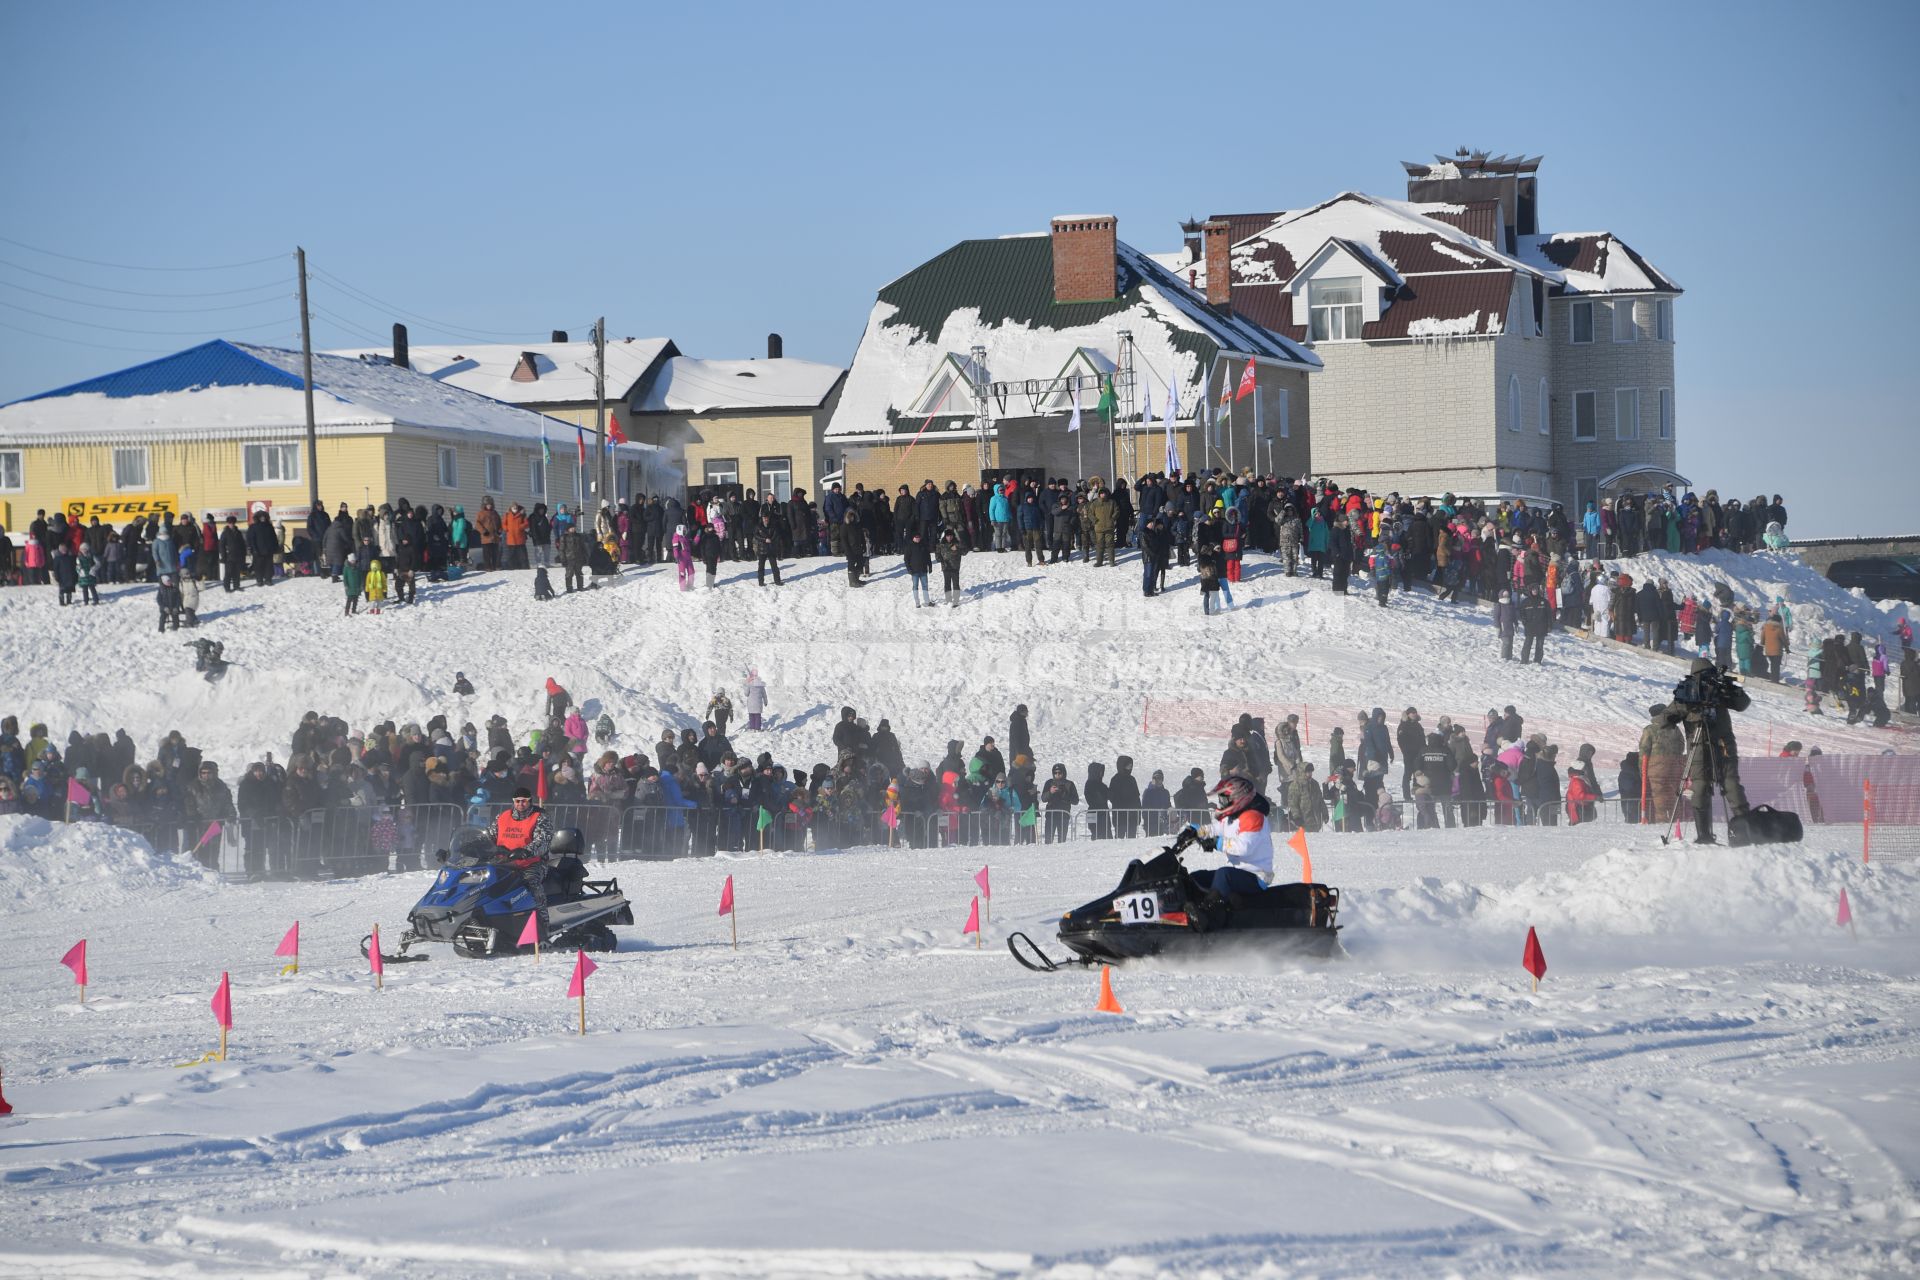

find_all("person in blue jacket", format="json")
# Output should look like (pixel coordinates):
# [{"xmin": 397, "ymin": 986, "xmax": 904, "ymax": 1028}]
[
  {"xmin": 988, "ymin": 484, "xmax": 1013, "ymax": 552},
  {"xmin": 1017, "ymin": 490, "xmax": 1047, "ymax": 565}
]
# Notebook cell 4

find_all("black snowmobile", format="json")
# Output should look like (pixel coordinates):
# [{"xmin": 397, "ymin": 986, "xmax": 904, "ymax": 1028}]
[
  {"xmin": 364, "ymin": 826, "xmax": 634, "ymax": 962},
  {"xmin": 1008, "ymin": 825, "xmax": 1341, "ymax": 970}
]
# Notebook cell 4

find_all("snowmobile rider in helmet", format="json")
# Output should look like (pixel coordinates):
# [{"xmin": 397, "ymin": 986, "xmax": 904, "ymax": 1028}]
[
  {"xmin": 486, "ymin": 787, "xmax": 554, "ymax": 932},
  {"xmin": 1183, "ymin": 774, "xmax": 1274, "ymax": 896},
  {"xmin": 1659, "ymin": 658, "xmax": 1752, "ymax": 844}
]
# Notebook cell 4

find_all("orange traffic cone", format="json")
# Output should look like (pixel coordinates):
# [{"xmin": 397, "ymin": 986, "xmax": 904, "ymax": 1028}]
[
  {"xmin": 0, "ymin": 1065, "xmax": 12, "ymax": 1116},
  {"xmin": 1095, "ymin": 966, "xmax": 1124, "ymax": 1014}
]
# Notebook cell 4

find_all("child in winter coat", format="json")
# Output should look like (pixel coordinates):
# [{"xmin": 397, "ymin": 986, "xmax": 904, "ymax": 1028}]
[
  {"xmin": 177, "ymin": 574, "xmax": 200, "ymax": 626},
  {"xmin": 1197, "ymin": 547, "xmax": 1223, "ymax": 615},
  {"xmin": 364, "ymin": 559, "xmax": 388, "ymax": 613},
  {"xmin": 1494, "ymin": 589, "xmax": 1518, "ymax": 661},
  {"xmin": 1733, "ymin": 612, "xmax": 1755, "ymax": 675},
  {"xmin": 156, "ymin": 574, "xmax": 184, "ymax": 632},
  {"xmin": 76, "ymin": 548, "xmax": 100, "ymax": 605},
  {"xmin": 671, "ymin": 524, "xmax": 694, "ymax": 591}
]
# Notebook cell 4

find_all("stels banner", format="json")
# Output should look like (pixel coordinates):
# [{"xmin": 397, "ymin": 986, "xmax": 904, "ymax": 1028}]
[{"xmin": 64, "ymin": 494, "xmax": 179, "ymax": 522}]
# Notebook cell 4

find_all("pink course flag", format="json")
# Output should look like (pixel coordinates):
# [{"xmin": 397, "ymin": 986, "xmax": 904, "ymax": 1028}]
[
  {"xmin": 210, "ymin": 972, "xmax": 233, "ymax": 1031},
  {"xmin": 962, "ymin": 896, "xmax": 980, "ymax": 936},
  {"xmin": 517, "ymin": 912, "xmax": 540, "ymax": 948},
  {"xmin": 718, "ymin": 875, "xmax": 735, "ymax": 917},
  {"xmin": 60, "ymin": 939, "xmax": 88, "ymax": 987},
  {"xmin": 566, "ymin": 949, "xmax": 598, "ymax": 998},
  {"xmin": 1837, "ymin": 888, "xmax": 1853, "ymax": 927},
  {"xmin": 274, "ymin": 923, "xmax": 300, "ymax": 958},
  {"xmin": 881, "ymin": 804, "xmax": 899, "ymax": 830},
  {"xmin": 66, "ymin": 778, "xmax": 92, "ymax": 806},
  {"xmin": 974, "ymin": 866, "xmax": 991, "ymax": 900},
  {"xmin": 369, "ymin": 926, "xmax": 385, "ymax": 980}
]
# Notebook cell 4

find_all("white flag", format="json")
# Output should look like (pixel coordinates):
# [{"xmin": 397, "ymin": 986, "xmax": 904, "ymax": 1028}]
[
  {"xmin": 1163, "ymin": 377, "xmax": 1180, "ymax": 475},
  {"xmin": 1067, "ymin": 380, "xmax": 1081, "ymax": 433},
  {"xmin": 1139, "ymin": 374, "xmax": 1154, "ymax": 426}
]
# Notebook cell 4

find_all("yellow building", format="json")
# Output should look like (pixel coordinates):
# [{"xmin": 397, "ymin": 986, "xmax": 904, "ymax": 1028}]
[
  {"xmin": 0, "ymin": 340, "xmax": 673, "ymax": 540},
  {"xmin": 624, "ymin": 344, "xmax": 845, "ymax": 501}
]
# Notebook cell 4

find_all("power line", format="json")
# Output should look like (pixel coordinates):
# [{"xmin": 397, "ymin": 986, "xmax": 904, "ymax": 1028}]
[
  {"xmin": 309, "ymin": 264, "xmax": 558, "ymax": 342},
  {"xmin": 0, "ymin": 316, "xmax": 178, "ymax": 354},
  {"xmin": 0, "ymin": 278, "xmax": 291, "ymax": 315},
  {"xmin": 0, "ymin": 257, "xmax": 287, "ymax": 298},
  {"xmin": 0, "ymin": 296, "xmax": 290, "ymax": 338},
  {"xmin": 308, "ymin": 303, "xmax": 396, "ymax": 347},
  {"xmin": 0, "ymin": 234, "xmax": 286, "ymax": 273}
]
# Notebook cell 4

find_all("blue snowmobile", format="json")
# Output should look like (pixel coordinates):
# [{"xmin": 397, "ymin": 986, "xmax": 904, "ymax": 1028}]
[{"xmin": 364, "ymin": 826, "xmax": 634, "ymax": 961}]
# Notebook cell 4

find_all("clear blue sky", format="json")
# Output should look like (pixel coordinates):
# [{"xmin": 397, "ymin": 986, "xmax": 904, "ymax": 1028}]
[{"xmin": 3, "ymin": 0, "xmax": 1913, "ymax": 536}]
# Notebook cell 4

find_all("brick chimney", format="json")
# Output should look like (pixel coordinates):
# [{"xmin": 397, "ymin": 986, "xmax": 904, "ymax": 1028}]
[
  {"xmin": 511, "ymin": 352, "xmax": 540, "ymax": 383},
  {"xmin": 1050, "ymin": 216, "xmax": 1118, "ymax": 304},
  {"xmin": 1203, "ymin": 219, "xmax": 1232, "ymax": 311},
  {"xmin": 391, "ymin": 322, "xmax": 409, "ymax": 370}
]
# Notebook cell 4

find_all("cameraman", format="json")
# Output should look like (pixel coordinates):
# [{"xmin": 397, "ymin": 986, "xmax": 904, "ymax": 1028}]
[{"xmin": 1659, "ymin": 658, "xmax": 1751, "ymax": 844}]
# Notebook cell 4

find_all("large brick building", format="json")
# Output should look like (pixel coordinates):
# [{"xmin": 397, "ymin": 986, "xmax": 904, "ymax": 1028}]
[{"xmin": 1163, "ymin": 151, "xmax": 1683, "ymax": 511}]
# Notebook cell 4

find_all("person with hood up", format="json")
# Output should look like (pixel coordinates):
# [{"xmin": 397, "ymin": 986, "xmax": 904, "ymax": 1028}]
[
  {"xmin": 1140, "ymin": 768, "xmax": 1171, "ymax": 835},
  {"xmin": 1107, "ymin": 755, "xmax": 1141, "ymax": 838},
  {"xmin": 903, "ymin": 529, "xmax": 934, "ymax": 607},
  {"xmin": 1040, "ymin": 763, "xmax": 1078, "ymax": 844}
]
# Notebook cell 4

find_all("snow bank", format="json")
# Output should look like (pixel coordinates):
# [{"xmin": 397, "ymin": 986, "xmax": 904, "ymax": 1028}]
[
  {"xmin": 0, "ymin": 814, "xmax": 214, "ymax": 909},
  {"xmin": 1351, "ymin": 842, "xmax": 1919, "ymax": 940},
  {"xmin": 1617, "ymin": 547, "xmax": 1911, "ymax": 653}
]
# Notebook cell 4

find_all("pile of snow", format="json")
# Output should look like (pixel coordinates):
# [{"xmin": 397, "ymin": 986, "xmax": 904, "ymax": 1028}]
[
  {"xmin": 1618, "ymin": 547, "xmax": 1910, "ymax": 653},
  {"xmin": 0, "ymin": 814, "xmax": 214, "ymax": 909},
  {"xmin": 1351, "ymin": 841, "xmax": 1918, "ymax": 939}
]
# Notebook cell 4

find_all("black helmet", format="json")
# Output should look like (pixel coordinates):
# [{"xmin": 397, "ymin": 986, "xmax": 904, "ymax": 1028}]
[{"xmin": 548, "ymin": 828, "xmax": 583, "ymax": 859}]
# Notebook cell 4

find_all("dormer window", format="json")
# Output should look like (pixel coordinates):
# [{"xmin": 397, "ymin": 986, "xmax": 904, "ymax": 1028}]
[{"xmin": 1308, "ymin": 276, "xmax": 1363, "ymax": 342}]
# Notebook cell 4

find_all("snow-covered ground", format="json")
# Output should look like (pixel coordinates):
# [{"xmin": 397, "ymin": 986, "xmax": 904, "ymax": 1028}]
[{"xmin": 2, "ymin": 546, "xmax": 1916, "ymax": 1277}]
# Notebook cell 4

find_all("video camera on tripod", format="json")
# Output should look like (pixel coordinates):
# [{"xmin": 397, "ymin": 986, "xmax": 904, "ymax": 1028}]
[{"xmin": 1668, "ymin": 660, "xmax": 1742, "ymax": 714}]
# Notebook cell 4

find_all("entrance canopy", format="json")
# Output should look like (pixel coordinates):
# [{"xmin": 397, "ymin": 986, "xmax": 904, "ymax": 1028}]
[{"xmin": 1598, "ymin": 463, "xmax": 1691, "ymax": 493}]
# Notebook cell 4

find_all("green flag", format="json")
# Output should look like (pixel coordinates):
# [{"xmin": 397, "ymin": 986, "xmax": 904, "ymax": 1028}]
[
  {"xmin": 1095, "ymin": 377, "xmax": 1117, "ymax": 422},
  {"xmin": 756, "ymin": 805, "xmax": 773, "ymax": 831},
  {"xmin": 1019, "ymin": 803, "xmax": 1038, "ymax": 828},
  {"xmin": 540, "ymin": 423, "xmax": 552, "ymax": 466}
]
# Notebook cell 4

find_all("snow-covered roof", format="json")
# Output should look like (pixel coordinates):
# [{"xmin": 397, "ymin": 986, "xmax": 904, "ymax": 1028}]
[
  {"xmin": 0, "ymin": 340, "xmax": 659, "ymax": 453},
  {"xmin": 631, "ymin": 355, "xmax": 844, "ymax": 415},
  {"xmin": 328, "ymin": 338, "xmax": 677, "ymax": 406},
  {"xmin": 826, "ymin": 233, "xmax": 1318, "ymax": 442},
  {"xmin": 1516, "ymin": 233, "xmax": 1682, "ymax": 296}
]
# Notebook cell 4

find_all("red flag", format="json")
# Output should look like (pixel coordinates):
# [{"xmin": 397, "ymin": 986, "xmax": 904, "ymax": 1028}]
[
  {"xmin": 1837, "ymin": 888, "xmax": 1853, "ymax": 927},
  {"xmin": 210, "ymin": 972, "xmax": 232, "ymax": 1030},
  {"xmin": 575, "ymin": 426, "xmax": 587, "ymax": 465},
  {"xmin": 566, "ymin": 949, "xmax": 598, "ymax": 998},
  {"xmin": 962, "ymin": 896, "xmax": 980, "ymax": 936},
  {"xmin": 517, "ymin": 912, "xmax": 540, "ymax": 948},
  {"xmin": 1234, "ymin": 357, "xmax": 1257, "ymax": 402},
  {"xmin": 536, "ymin": 763, "xmax": 548, "ymax": 803},
  {"xmin": 369, "ymin": 926, "xmax": 385, "ymax": 978},
  {"xmin": 60, "ymin": 939, "xmax": 88, "ymax": 986},
  {"xmin": 274, "ymin": 923, "xmax": 299, "ymax": 958},
  {"xmin": 974, "ymin": 866, "xmax": 991, "ymax": 899},
  {"xmin": 718, "ymin": 875, "xmax": 735, "ymax": 916},
  {"xmin": 607, "ymin": 413, "xmax": 628, "ymax": 446},
  {"xmin": 1522, "ymin": 926, "xmax": 1547, "ymax": 982}
]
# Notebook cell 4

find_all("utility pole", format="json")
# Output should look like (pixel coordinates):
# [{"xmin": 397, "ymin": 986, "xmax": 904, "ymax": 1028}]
[
  {"xmin": 594, "ymin": 317, "xmax": 608, "ymax": 509},
  {"xmin": 296, "ymin": 247, "xmax": 319, "ymax": 515}
]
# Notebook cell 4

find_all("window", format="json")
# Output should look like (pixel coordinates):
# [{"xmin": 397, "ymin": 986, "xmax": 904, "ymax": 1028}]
[
  {"xmin": 703, "ymin": 457, "xmax": 739, "ymax": 487},
  {"xmin": 1538, "ymin": 378, "xmax": 1550, "ymax": 435},
  {"xmin": 1276, "ymin": 387, "xmax": 1290, "ymax": 439},
  {"xmin": 484, "ymin": 452, "xmax": 504, "ymax": 493},
  {"xmin": 1573, "ymin": 391, "xmax": 1597, "ymax": 441},
  {"xmin": 0, "ymin": 449, "xmax": 21, "ymax": 491},
  {"xmin": 1307, "ymin": 276, "xmax": 1363, "ymax": 342},
  {"xmin": 1615, "ymin": 388, "xmax": 1640, "ymax": 441},
  {"xmin": 757, "ymin": 456, "xmax": 792, "ymax": 502},
  {"xmin": 1575, "ymin": 477, "xmax": 1599, "ymax": 516},
  {"xmin": 437, "ymin": 446, "xmax": 458, "ymax": 489},
  {"xmin": 112, "ymin": 446, "xmax": 149, "ymax": 491},
  {"xmin": 242, "ymin": 442, "xmax": 300, "ymax": 486},
  {"xmin": 529, "ymin": 456, "xmax": 546, "ymax": 499},
  {"xmin": 1612, "ymin": 300, "xmax": 1637, "ymax": 343},
  {"xmin": 1659, "ymin": 388, "xmax": 1674, "ymax": 440},
  {"xmin": 1506, "ymin": 375, "xmax": 1520, "ymax": 432},
  {"xmin": 1570, "ymin": 301, "xmax": 1593, "ymax": 344},
  {"xmin": 1655, "ymin": 298, "xmax": 1674, "ymax": 342}
]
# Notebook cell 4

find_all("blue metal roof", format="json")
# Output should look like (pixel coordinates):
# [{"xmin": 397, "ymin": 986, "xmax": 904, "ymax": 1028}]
[{"xmin": 6, "ymin": 340, "xmax": 307, "ymax": 406}]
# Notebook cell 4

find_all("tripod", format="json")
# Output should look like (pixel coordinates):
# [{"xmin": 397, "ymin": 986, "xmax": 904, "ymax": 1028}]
[{"xmin": 1658, "ymin": 712, "xmax": 1723, "ymax": 845}]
